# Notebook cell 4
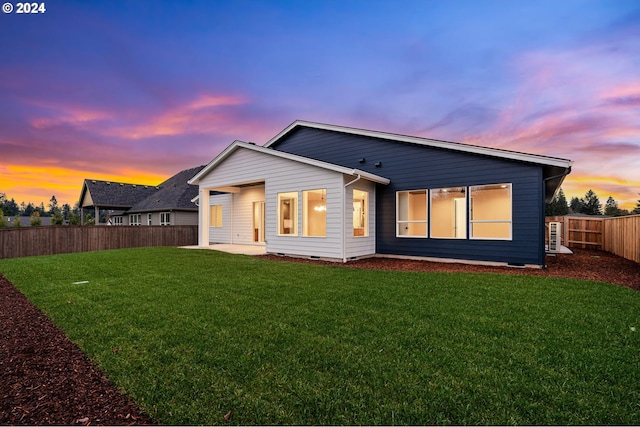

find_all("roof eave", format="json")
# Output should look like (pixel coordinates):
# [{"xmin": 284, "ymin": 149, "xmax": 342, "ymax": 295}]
[{"xmin": 264, "ymin": 120, "xmax": 573, "ymax": 169}]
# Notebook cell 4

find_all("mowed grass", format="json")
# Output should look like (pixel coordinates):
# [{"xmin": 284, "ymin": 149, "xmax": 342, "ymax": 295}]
[{"xmin": 1, "ymin": 247, "xmax": 640, "ymax": 425}]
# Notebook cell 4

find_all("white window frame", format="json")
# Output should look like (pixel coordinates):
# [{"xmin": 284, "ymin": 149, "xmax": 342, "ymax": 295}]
[
  {"xmin": 113, "ymin": 216, "xmax": 123, "ymax": 226},
  {"xmin": 160, "ymin": 212, "xmax": 171, "ymax": 226},
  {"xmin": 302, "ymin": 189, "xmax": 326, "ymax": 237},
  {"xmin": 396, "ymin": 189, "xmax": 428, "ymax": 238},
  {"xmin": 278, "ymin": 191, "xmax": 298, "ymax": 236},
  {"xmin": 147, "ymin": 213, "xmax": 153, "ymax": 225},
  {"xmin": 430, "ymin": 187, "xmax": 467, "ymax": 239},
  {"xmin": 469, "ymin": 183, "xmax": 513, "ymax": 240},
  {"xmin": 129, "ymin": 214, "xmax": 141, "ymax": 226},
  {"xmin": 353, "ymin": 189, "xmax": 368, "ymax": 237}
]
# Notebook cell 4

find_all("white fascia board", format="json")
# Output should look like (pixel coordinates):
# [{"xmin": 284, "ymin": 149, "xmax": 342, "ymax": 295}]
[
  {"xmin": 264, "ymin": 120, "xmax": 573, "ymax": 169},
  {"xmin": 188, "ymin": 140, "xmax": 390, "ymax": 186}
]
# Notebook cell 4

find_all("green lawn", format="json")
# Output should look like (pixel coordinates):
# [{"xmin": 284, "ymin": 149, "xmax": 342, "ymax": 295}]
[{"xmin": 1, "ymin": 247, "xmax": 639, "ymax": 425}]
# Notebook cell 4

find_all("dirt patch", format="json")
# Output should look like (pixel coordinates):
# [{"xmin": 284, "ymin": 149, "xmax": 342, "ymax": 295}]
[
  {"xmin": 1, "ymin": 249, "xmax": 637, "ymax": 425},
  {"xmin": 0, "ymin": 275, "xmax": 154, "ymax": 426},
  {"xmin": 258, "ymin": 249, "xmax": 640, "ymax": 291}
]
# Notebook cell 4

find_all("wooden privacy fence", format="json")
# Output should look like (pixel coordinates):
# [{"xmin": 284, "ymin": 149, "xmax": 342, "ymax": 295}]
[
  {"xmin": 546, "ymin": 215, "xmax": 640, "ymax": 264},
  {"xmin": 0, "ymin": 225, "xmax": 198, "ymax": 259},
  {"xmin": 603, "ymin": 215, "xmax": 640, "ymax": 265}
]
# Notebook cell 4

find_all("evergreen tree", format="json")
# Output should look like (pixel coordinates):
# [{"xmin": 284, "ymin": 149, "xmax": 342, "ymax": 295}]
[
  {"xmin": 22, "ymin": 202, "xmax": 35, "ymax": 217},
  {"xmin": 604, "ymin": 196, "xmax": 621, "ymax": 216},
  {"xmin": 546, "ymin": 188, "xmax": 569, "ymax": 216},
  {"xmin": 632, "ymin": 194, "xmax": 640, "ymax": 215},
  {"xmin": 570, "ymin": 197, "xmax": 585, "ymax": 214},
  {"xmin": 582, "ymin": 189, "xmax": 602, "ymax": 215},
  {"xmin": 48, "ymin": 195, "xmax": 59, "ymax": 216},
  {"xmin": 3, "ymin": 198, "xmax": 19, "ymax": 216}
]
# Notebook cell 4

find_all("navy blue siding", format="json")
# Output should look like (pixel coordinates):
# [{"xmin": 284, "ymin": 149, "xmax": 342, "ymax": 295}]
[{"xmin": 272, "ymin": 127, "xmax": 546, "ymax": 266}]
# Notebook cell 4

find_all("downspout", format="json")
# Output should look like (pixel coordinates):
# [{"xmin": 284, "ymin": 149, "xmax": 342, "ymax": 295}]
[
  {"xmin": 343, "ymin": 173, "xmax": 362, "ymax": 263},
  {"xmin": 542, "ymin": 171, "xmax": 571, "ymax": 268}
]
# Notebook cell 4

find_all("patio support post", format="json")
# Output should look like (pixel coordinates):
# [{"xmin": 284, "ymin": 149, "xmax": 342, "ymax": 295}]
[{"xmin": 199, "ymin": 189, "xmax": 210, "ymax": 247}]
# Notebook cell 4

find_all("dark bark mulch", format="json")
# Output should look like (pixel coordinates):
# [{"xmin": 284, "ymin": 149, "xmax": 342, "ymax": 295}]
[
  {"xmin": 0, "ymin": 274, "xmax": 154, "ymax": 426},
  {"xmin": 1, "ymin": 249, "xmax": 637, "ymax": 425},
  {"xmin": 259, "ymin": 249, "xmax": 640, "ymax": 291}
]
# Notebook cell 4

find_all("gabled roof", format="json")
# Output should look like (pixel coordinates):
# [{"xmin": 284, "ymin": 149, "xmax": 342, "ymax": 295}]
[
  {"xmin": 188, "ymin": 141, "xmax": 390, "ymax": 185},
  {"xmin": 263, "ymin": 120, "xmax": 572, "ymax": 201},
  {"xmin": 265, "ymin": 120, "xmax": 573, "ymax": 169},
  {"xmin": 128, "ymin": 165, "xmax": 205, "ymax": 213},
  {"xmin": 79, "ymin": 179, "xmax": 159, "ymax": 209}
]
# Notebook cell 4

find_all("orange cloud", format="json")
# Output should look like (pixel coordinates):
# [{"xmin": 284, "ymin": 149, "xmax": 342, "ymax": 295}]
[
  {"xmin": 562, "ymin": 174, "xmax": 639, "ymax": 211},
  {"xmin": 1, "ymin": 164, "xmax": 168, "ymax": 207}
]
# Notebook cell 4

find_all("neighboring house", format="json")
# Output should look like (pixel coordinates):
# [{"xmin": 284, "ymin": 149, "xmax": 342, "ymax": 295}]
[
  {"xmin": 6, "ymin": 216, "xmax": 53, "ymax": 227},
  {"xmin": 188, "ymin": 121, "xmax": 572, "ymax": 267},
  {"xmin": 79, "ymin": 166, "xmax": 204, "ymax": 225}
]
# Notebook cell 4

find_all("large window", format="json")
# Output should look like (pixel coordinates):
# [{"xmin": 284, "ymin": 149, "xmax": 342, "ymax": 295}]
[
  {"xmin": 160, "ymin": 212, "xmax": 171, "ymax": 226},
  {"xmin": 470, "ymin": 184, "xmax": 512, "ymax": 239},
  {"xmin": 210, "ymin": 205, "xmax": 222, "ymax": 227},
  {"xmin": 129, "ymin": 214, "xmax": 141, "ymax": 226},
  {"xmin": 397, "ymin": 190, "xmax": 427, "ymax": 237},
  {"xmin": 353, "ymin": 189, "xmax": 368, "ymax": 237},
  {"xmin": 278, "ymin": 192, "xmax": 298, "ymax": 235},
  {"xmin": 430, "ymin": 187, "xmax": 466, "ymax": 238},
  {"xmin": 303, "ymin": 189, "xmax": 326, "ymax": 237}
]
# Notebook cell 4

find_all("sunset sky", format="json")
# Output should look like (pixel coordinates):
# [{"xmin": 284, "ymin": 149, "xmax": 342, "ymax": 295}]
[{"xmin": 1, "ymin": 0, "xmax": 639, "ymax": 210}]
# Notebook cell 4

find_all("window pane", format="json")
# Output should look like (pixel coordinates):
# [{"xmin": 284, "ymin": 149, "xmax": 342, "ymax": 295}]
[
  {"xmin": 303, "ymin": 189, "xmax": 326, "ymax": 237},
  {"xmin": 353, "ymin": 189, "xmax": 368, "ymax": 237},
  {"xmin": 471, "ymin": 222, "xmax": 511, "ymax": 239},
  {"xmin": 470, "ymin": 184, "xmax": 511, "ymax": 221},
  {"xmin": 470, "ymin": 184, "xmax": 512, "ymax": 239},
  {"xmin": 431, "ymin": 187, "xmax": 466, "ymax": 238},
  {"xmin": 396, "ymin": 190, "xmax": 427, "ymax": 237},
  {"xmin": 210, "ymin": 205, "xmax": 222, "ymax": 227},
  {"xmin": 278, "ymin": 192, "xmax": 298, "ymax": 235}
]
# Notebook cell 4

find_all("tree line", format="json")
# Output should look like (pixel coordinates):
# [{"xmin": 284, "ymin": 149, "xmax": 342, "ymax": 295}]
[
  {"xmin": 0, "ymin": 193, "xmax": 83, "ymax": 227},
  {"xmin": 546, "ymin": 188, "xmax": 640, "ymax": 217}
]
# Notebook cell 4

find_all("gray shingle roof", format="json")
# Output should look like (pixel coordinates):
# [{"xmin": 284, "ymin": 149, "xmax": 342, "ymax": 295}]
[
  {"xmin": 80, "ymin": 165, "xmax": 205, "ymax": 213},
  {"xmin": 128, "ymin": 165, "xmax": 205, "ymax": 213},
  {"xmin": 81, "ymin": 180, "xmax": 160, "ymax": 209}
]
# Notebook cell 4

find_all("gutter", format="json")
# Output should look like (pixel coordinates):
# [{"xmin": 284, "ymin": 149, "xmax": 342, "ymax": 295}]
[{"xmin": 342, "ymin": 174, "xmax": 362, "ymax": 263}]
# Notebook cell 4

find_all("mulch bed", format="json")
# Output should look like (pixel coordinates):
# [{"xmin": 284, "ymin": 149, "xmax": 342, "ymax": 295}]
[
  {"xmin": 0, "ymin": 275, "xmax": 154, "ymax": 426},
  {"xmin": 258, "ymin": 248, "xmax": 640, "ymax": 291},
  {"xmin": 1, "ymin": 249, "xmax": 638, "ymax": 425}
]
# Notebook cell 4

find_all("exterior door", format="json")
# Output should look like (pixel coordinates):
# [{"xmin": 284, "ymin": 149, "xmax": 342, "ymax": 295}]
[{"xmin": 253, "ymin": 201, "xmax": 265, "ymax": 243}]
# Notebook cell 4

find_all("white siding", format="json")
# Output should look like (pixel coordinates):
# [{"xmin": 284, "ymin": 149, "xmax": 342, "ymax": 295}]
[
  {"xmin": 344, "ymin": 179, "xmax": 377, "ymax": 258},
  {"xmin": 209, "ymin": 193, "xmax": 232, "ymax": 243},
  {"xmin": 230, "ymin": 185, "xmax": 264, "ymax": 245},
  {"xmin": 199, "ymin": 148, "xmax": 347, "ymax": 259}
]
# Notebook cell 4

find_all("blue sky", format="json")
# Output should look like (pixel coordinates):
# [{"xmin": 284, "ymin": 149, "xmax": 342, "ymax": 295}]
[{"xmin": 1, "ymin": 0, "xmax": 639, "ymax": 209}]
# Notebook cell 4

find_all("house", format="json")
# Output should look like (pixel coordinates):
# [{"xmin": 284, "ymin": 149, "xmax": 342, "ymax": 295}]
[
  {"xmin": 79, "ymin": 166, "xmax": 204, "ymax": 225},
  {"xmin": 6, "ymin": 216, "xmax": 53, "ymax": 227},
  {"xmin": 188, "ymin": 121, "xmax": 572, "ymax": 267}
]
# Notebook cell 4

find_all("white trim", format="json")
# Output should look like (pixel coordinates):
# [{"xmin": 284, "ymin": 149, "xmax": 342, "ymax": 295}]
[
  {"xmin": 189, "ymin": 140, "xmax": 390, "ymax": 185},
  {"xmin": 264, "ymin": 120, "xmax": 573, "ymax": 169}
]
